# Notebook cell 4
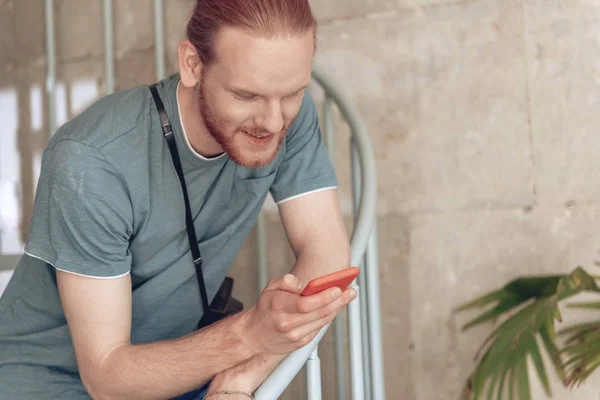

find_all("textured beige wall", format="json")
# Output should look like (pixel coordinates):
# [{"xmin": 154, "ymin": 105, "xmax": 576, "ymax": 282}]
[{"xmin": 2, "ymin": 0, "xmax": 600, "ymax": 399}]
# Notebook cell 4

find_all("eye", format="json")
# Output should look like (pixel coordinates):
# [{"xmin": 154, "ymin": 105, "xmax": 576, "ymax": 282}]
[
  {"xmin": 234, "ymin": 92, "xmax": 257, "ymax": 101},
  {"xmin": 283, "ymin": 90, "xmax": 302, "ymax": 100}
]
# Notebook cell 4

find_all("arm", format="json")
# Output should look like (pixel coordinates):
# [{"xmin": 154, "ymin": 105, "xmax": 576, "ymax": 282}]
[
  {"xmin": 207, "ymin": 189, "xmax": 353, "ymax": 395},
  {"xmin": 59, "ymin": 260, "xmax": 347, "ymax": 400},
  {"xmin": 57, "ymin": 270, "xmax": 255, "ymax": 400},
  {"xmin": 281, "ymin": 188, "xmax": 351, "ymax": 282}
]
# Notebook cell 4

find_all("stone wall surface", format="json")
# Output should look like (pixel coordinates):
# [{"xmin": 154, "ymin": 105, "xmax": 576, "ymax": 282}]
[{"xmin": 2, "ymin": 0, "xmax": 600, "ymax": 399}]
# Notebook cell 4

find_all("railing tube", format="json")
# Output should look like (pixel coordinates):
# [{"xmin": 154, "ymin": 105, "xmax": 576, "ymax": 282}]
[
  {"xmin": 153, "ymin": 0, "xmax": 166, "ymax": 80},
  {"xmin": 306, "ymin": 348, "xmax": 322, "ymax": 400},
  {"xmin": 351, "ymin": 138, "xmax": 372, "ymax": 400},
  {"xmin": 254, "ymin": 63, "xmax": 378, "ymax": 399},
  {"xmin": 366, "ymin": 227, "xmax": 386, "ymax": 400},
  {"xmin": 323, "ymin": 95, "xmax": 347, "ymax": 400},
  {"xmin": 256, "ymin": 213, "xmax": 268, "ymax": 295},
  {"xmin": 102, "ymin": 0, "xmax": 115, "ymax": 94},
  {"xmin": 44, "ymin": 0, "xmax": 56, "ymax": 137}
]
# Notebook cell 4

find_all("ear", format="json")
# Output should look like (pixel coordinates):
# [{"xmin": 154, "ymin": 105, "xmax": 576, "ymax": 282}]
[{"xmin": 177, "ymin": 40, "xmax": 203, "ymax": 88}]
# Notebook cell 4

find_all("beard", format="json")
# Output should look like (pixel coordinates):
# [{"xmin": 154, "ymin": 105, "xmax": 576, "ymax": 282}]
[{"xmin": 198, "ymin": 77, "xmax": 288, "ymax": 169}]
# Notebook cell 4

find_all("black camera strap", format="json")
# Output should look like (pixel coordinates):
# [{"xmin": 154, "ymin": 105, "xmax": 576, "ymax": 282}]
[{"xmin": 149, "ymin": 84, "xmax": 210, "ymax": 317}]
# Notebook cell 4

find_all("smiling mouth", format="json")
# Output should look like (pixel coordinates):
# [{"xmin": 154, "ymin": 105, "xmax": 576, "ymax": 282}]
[
  {"xmin": 245, "ymin": 131, "xmax": 264, "ymax": 138},
  {"xmin": 243, "ymin": 130, "xmax": 272, "ymax": 139}
]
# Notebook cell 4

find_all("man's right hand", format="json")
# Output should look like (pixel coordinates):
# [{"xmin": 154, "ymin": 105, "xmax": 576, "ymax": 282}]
[{"xmin": 241, "ymin": 273, "xmax": 357, "ymax": 355}]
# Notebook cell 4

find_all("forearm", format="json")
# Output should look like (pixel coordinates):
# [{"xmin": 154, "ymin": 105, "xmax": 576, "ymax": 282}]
[{"xmin": 86, "ymin": 312, "xmax": 255, "ymax": 400}]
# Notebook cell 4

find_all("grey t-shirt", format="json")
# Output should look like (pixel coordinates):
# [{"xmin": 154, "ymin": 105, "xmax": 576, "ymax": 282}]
[{"xmin": 0, "ymin": 73, "xmax": 337, "ymax": 398}]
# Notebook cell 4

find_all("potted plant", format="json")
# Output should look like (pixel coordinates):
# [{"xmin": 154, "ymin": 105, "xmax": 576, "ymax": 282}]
[{"xmin": 455, "ymin": 265, "xmax": 600, "ymax": 399}]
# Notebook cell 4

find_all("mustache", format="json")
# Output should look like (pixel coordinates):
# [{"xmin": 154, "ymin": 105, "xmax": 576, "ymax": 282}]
[{"xmin": 238, "ymin": 125, "xmax": 288, "ymax": 136}]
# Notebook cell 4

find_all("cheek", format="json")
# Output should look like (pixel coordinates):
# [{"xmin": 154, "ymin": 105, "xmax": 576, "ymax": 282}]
[{"xmin": 211, "ymin": 98, "xmax": 255, "ymax": 130}]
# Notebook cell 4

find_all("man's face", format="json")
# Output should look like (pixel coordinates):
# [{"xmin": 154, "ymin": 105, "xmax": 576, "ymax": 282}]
[{"xmin": 197, "ymin": 27, "xmax": 314, "ymax": 169}]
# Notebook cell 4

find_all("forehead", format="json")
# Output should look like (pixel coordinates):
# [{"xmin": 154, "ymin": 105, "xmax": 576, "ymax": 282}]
[{"xmin": 210, "ymin": 26, "xmax": 314, "ymax": 93}]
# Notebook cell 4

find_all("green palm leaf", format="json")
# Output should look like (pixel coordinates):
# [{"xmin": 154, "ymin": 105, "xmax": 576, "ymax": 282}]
[
  {"xmin": 455, "ymin": 275, "xmax": 563, "ymax": 331},
  {"xmin": 560, "ymin": 299, "xmax": 600, "ymax": 388},
  {"xmin": 560, "ymin": 321, "xmax": 600, "ymax": 387},
  {"xmin": 456, "ymin": 267, "xmax": 600, "ymax": 400}
]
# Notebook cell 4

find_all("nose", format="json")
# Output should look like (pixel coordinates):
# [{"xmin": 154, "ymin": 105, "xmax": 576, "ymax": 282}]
[{"xmin": 257, "ymin": 100, "xmax": 284, "ymax": 135}]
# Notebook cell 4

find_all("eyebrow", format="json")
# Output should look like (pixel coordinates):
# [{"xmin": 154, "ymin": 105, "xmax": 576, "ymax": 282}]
[{"xmin": 229, "ymin": 83, "xmax": 309, "ymax": 98}]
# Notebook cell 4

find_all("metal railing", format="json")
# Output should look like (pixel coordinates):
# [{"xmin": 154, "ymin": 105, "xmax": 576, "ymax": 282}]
[{"xmin": 39, "ymin": 0, "xmax": 386, "ymax": 398}]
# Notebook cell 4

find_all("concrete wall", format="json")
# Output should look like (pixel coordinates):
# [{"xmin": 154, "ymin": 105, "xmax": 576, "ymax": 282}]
[{"xmin": 2, "ymin": 0, "xmax": 600, "ymax": 399}]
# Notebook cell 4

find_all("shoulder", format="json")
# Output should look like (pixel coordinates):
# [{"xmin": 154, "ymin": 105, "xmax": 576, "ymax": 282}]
[{"xmin": 47, "ymin": 85, "xmax": 153, "ymax": 151}]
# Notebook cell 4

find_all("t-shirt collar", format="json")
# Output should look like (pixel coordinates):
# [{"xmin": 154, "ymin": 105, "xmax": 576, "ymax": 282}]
[{"xmin": 162, "ymin": 73, "xmax": 227, "ymax": 169}]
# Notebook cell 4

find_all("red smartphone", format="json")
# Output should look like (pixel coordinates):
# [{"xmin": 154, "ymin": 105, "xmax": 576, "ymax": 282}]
[{"xmin": 301, "ymin": 267, "xmax": 360, "ymax": 296}]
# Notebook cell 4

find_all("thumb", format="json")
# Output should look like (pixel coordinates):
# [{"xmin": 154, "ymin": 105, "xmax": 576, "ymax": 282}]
[{"xmin": 266, "ymin": 273, "xmax": 303, "ymax": 294}]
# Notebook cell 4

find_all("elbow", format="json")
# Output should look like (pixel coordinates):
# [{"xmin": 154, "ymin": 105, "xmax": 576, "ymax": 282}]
[
  {"xmin": 80, "ymin": 348, "xmax": 128, "ymax": 400},
  {"xmin": 82, "ymin": 374, "xmax": 128, "ymax": 400},
  {"xmin": 81, "ymin": 373, "xmax": 106, "ymax": 400}
]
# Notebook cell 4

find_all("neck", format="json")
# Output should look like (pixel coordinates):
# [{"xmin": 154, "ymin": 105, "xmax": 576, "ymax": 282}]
[{"xmin": 176, "ymin": 82, "xmax": 224, "ymax": 158}]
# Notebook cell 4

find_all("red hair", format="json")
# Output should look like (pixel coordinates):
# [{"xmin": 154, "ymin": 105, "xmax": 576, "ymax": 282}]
[{"xmin": 186, "ymin": 0, "xmax": 317, "ymax": 65}]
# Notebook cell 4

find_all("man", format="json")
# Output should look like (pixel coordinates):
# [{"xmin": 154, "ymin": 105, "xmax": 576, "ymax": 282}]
[{"xmin": 0, "ymin": 0, "xmax": 356, "ymax": 399}]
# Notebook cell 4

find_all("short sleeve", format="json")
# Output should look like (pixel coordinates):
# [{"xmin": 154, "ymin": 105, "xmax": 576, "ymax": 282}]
[
  {"xmin": 270, "ymin": 91, "xmax": 338, "ymax": 203},
  {"xmin": 24, "ymin": 140, "xmax": 133, "ymax": 278}
]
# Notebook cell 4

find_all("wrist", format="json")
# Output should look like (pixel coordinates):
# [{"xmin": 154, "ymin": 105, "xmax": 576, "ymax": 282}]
[
  {"xmin": 233, "ymin": 308, "xmax": 261, "ymax": 358},
  {"xmin": 209, "ymin": 369, "xmax": 254, "ymax": 394},
  {"xmin": 204, "ymin": 391, "xmax": 254, "ymax": 400},
  {"xmin": 204, "ymin": 392, "xmax": 254, "ymax": 400}
]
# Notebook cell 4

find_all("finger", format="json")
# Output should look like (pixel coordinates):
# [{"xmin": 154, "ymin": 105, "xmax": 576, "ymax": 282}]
[
  {"xmin": 295, "ymin": 286, "xmax": 342, "ymax": 314},
  {"xmin": 289, "ymin": 302, "xmax": 347, "ymax": 345},
  {"xmin": 296, "ymin": 288, "xmax": 356, "ymax": 323},
  {"xmin": 282, "ymin": 288, "xmax": 356, "ymax": 332},
  {"xmin": 281, "ymin": 273, "xmax": 303, "ymax": 294},
  {"xmin": 265, "ymin": 273, "xmax": 302, "ymax": 294}
]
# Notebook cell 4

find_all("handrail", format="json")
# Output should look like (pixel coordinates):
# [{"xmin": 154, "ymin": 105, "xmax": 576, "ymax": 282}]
[
  {"xmin": 323, "ymin": 95, "xmax": 347, "ymax": 400},
  {"xmin": 312, "ymin": 64, "xmax": 378, "ymax": 264},
  {"xmin": 44, "ymin": 0, "xmax": 56, "ymax": 137},
  {"xmin": 102, "ymin": 0, "xmax": 115, "ymax": 94},
  {"xmin": 152, "ymin": 0, "xmax": 166, "ymax": 80},
  {"xmin": 254, "ymin": 62, "xmax": 378, "ymax": 399}
]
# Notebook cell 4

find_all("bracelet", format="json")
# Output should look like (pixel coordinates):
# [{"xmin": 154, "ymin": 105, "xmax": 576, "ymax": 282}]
[{"xmin": 203, "ymin": 391, "xmax": 255, "ymax": 399}]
